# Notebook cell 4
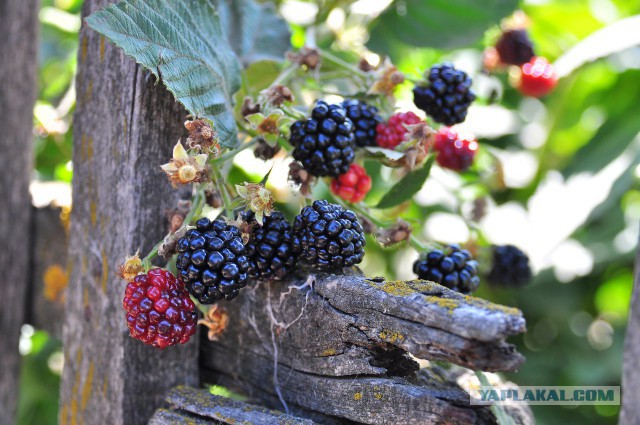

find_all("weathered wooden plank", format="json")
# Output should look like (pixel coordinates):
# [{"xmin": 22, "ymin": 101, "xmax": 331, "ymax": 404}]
[
  {"xmin": 620, "ymin": 228, "xmax": 640, "ymax": 425},
  {"xmin": 59, "ymin": 2, "xmax": 198, "ymax": 424},
  {"xmin": 198, "ymin": 273, "xmax": 526, "ymax": 424},
  {"xmin": 161, "ymin": 386, "xmax": 317, "ymax": 425},
  {"xmin": 0, "ymin": 0, "xmax": 39, "ymax": 421},
  {"xmin": 149, "ymin": 409, "xmax": 222, "ymax": 425}
]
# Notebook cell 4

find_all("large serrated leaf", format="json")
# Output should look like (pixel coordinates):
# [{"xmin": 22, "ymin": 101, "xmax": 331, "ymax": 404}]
[
  {"xmin": 86, "ymin": 0, "xmax": 241, "ymax": 147},
  {"xmin": 215, "ymin": 0, "xmax": 291, "ymax": 66},
  {"xmin": 368, "ymin": 0, "xmax": 518, "ymax": 52},
  {"xmin": 376, "ymin": 156, "xmax": 435, "ymax": 209}
]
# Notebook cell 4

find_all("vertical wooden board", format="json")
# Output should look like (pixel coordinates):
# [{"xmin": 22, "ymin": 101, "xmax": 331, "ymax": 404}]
[
  {"xmin": 60, "ymin": 2, "xmax": 198, "ymax": 424},
  {"xmin": 0, "ymin": 0, "xmax": 39, "ymax": 421},
  {"xmin": 620, "ymin": 229, "xmax": 640, "ymax": 425}
]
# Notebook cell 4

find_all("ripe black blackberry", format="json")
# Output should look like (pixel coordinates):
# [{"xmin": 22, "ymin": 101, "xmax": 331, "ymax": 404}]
[
  {"xmin": 289, "ymin": 100, "xmax": 356, "ymax": 177},
  {"xmin": 487, "ymin": 245, "xmax": 532, "ymax": 287},
  {"xmin": 413, "ymin": 244, "xmax": 480, "ymax": 294},
  {"xmin": 176, "ymin": 217, "xmax": 249, "ymax": 303},
  {"xmin": 241, "ymin": 210, "xmax": 298, "ymax": 280},
  {"xmin": 495, "ymin": 29, "xmax": 535, "ymax": 66},
  {"xmin": 293, "ymin": 200, "xmax": 365, "ymax": 270},
  {"xmin": 342, "ymin": 99, "xmax": 382, "ymax": 147},
  {"xmin": 413, "ymin": 63, "xmax": 475, "ymax": 126}
]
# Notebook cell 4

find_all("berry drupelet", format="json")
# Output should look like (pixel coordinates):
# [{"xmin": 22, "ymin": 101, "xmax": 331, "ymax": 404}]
[
  {"xmin": 413, "ymin": 245, "xmax": 480, "ymax": 294},
  {"xmin": 413, "ymin": 63, "xmax": 475, "ymax": 126},
  {"xmin": 375, "ymin": 111, "xmax": 422, "ymax": 149},
  {"xmin": 487, "ymin": 244, "xmax": 532, "ymax": 287},
  {"xmin": 242, "ymin": 210, "xmax": 298, "ymax": 281},
  {"xmin": 433, "ymin": 127, "xmax": 478, "ymax": 172},
  {"xmin": 330, "ymin": 164, "xmax": 372, "ymax": 203},
  {"xmin": 293, "ymin": 200, "xmax": 366, "ymax": 270},
  {"xmin": 290, "ymin": 100, "xmax": 356, "ymax": 177},
  {"xmin": 123, "ymin": 269, "xmax": 197, "ymax": 348},
  {"xmin": 495, "ymin": 29, "xmax": 535, "ymax": 66},
  {"xmin": 342, "ymin": 99, "xmax": 382, "ymax": 147},
  {"xmin": 176, "ymin": 217, "xmax": 249, "ymax": 303}
]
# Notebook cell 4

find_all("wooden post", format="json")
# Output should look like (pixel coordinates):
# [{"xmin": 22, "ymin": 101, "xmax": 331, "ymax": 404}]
[
  {"xmin": 0, "ymin": 0, "xmax": 39, "ymax": 421},
  {"xmin": 620, "ymin": 228, "xmax": 640, "ymax": 425},
  {"xmin": 59, "ymin": 1, "xmax": 197, "ymax": 424}
]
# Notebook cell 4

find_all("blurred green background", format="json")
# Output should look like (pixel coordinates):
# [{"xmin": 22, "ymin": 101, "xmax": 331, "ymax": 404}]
[{"xmin": 24, "ymin": 0, "xmax": 639, "ymax": 424}]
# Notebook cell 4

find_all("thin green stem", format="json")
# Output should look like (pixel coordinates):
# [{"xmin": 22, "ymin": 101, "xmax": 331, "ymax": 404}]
[
  {"xmin": 211, "ymin": 164, "xmax": 234, "ymax": 218},
  {"xmin": 271, "ymin": 63, "xmax": 299, "ymax": 87},
  {"xmin": 183, "ymin": 188, "xmax": 205, "ymax": 226},
  {"xmin": 320, "ymin": 50, "xmax": 368, "ymax": 79},
  {"xmin": 142, "ymin": 243, "xmax": 160, "ymax": 271},
  {"xmin": 191, "ymin": 296, "xmax": 212, "ymax": 316},
  {"xmin": 213, "ymin": 139, "xmax": 258, "ymax": 164}
]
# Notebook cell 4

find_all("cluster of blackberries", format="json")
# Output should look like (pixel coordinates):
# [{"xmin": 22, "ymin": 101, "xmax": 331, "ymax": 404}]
[
  {"xmin": 176, "ymin": 202, "xmax": 366, "ymax": 304},
  {"xmin": 413, "ymin": 245, "xmax": 480, "ymax": 294}
]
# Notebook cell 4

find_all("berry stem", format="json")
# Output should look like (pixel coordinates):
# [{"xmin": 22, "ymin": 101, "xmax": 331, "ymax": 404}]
[
  {"xmin": 270, "ymin": 63, "xmax": 300, "ymax": 88},
  {"xmin": 183, "ymin": 188, "xmax": 205, "ymax": 226},
  {"xmin": 191, "ymin": 296, "xmax": 211, "ymax": 316},
  {"xmin": 211, "ymin": 164, "xmax": 235, "ymax": 218},
  {"xmin": 320, "ymin": 50, "xmax": 368, "ymax": 79},
  {"xmin": 141, "ymin": 243, "xmax": 160, "ymax": 271},
  {"xmin": 213, "ymin": 138, "xmax": 258, "ymax": 164}
]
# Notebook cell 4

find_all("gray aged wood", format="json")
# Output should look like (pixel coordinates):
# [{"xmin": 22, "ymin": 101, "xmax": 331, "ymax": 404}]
[
  {"xmin": 149, "ymin": 386, "xmax": 317, "ymax": 425},
  {"xmin": 620, "ymin": 229, "xmax": 640, "ymax": 425},
  {"xmin": 60, "ymin": 1, "xmax": 197, "ymax": 424},
  {"xmin": 197, "ymin": 273, "xmax": 526, "ymax": 424},
  {"xmin": 0, "ymin": 0, "xmax": 39, "ymax": 421}
]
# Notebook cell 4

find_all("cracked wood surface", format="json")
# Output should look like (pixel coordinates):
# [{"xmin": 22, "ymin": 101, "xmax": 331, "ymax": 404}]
[
  {"xmin": 196, "ymin": 273, "xmax": 526, "ymax": 424},
  {"xmin": 0, "ymin": 0, "xmax": 39, "ymax": 422}
]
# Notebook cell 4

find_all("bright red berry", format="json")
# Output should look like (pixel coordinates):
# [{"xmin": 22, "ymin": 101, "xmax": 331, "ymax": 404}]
[
  {"xmin": 517, "ymin": 57, "xmax": 557, "ymax": 97},
  {"xmin": 123, "ymin": 268, "xmax": 197, "ymax": 349},
  {"xmin": 330, "ymin": 164, "xmax": 372, "ymax": 203},
  {"xmin": 433, "ymin": 127, "xmax": 478, "ymax": 172},
  {"xmin": 375, "ymin": 111, "xmax": 422, "ymax": 149}
]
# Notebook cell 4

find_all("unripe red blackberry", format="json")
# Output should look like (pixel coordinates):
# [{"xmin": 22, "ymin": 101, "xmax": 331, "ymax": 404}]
[
  {"xmin": 517, "ymin": 57, "xmax": 557, "ymax": 98},
  {"xmin": 495, "ymin": 29, "xmax": 535, "ymax": 66},
  {"xmin": 375, "ymin": 112, "xmax": 422, "ymax": 149},
  {"xmin": 330, "ymin": 164, "xmax": 372, "ymax": 203},
  {"xmin": 242, "ymin": 211, "xmax": 298, "ymax": 281},
  {"xmin": 413, "ymin": 245, "xmax": 480, "ymax": 294},
  {"xmin": 123, "ymin": 269, "xmax": 197, "ymax": 349},
  {"xmin": 433, "ymin": 127, "xmax": 478, "ymax": 172},
  {"xmin": 293, "ymin": 200, "xmax": 366, "ymax": 270},
  {"xmin": 289, "ymin": 100, "xmax": 356, "ymax": 177},
  {"xmin": 413, "ymin": 63, "xmax": 475, "ymax": 126},
  {"xmin": 176, "ymin": 218, "xmax": 249, "ymax": 303},
  {"xmin": 487, "ymin": 245, "xmax": 532, "ymax": 287}
]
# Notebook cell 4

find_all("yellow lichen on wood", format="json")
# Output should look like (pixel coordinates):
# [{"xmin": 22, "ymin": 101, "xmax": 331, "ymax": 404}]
[
  {"xmin": 353, "ymin": 392, "xmax": 363, "ymax": 401},
  {"xmin": 81, "ymin": 361, "xmax": 94, "ymax": 412},
  {"xmin": 378, "ymin": 329, "xmax": 405, "ymax": 344},
  {"xmin": 99, "ymin": 36, "xmax": 105, "ymax": 62},
  {"xmin": 320, "ymin": 348, "xmax": 337, "ymax": 356},
  {"xmin": 43, "ymin": 264, "xmax": 68, "ymax": 303},
  {"xmin": 100, "ymin": 248, "xmax": 108, "ymax": 294},
  {"xmin": 374, "ymin": 392, "xmax": 383, "ymax": 400}
]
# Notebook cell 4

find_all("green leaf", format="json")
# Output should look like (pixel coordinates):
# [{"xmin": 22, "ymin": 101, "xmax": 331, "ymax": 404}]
[
  {"xmin": 368, "ymin": 0, "xmax": 518, "ymax": 52},
  {"xmin": 86, "ymin": 0, "xmax": 241, "ymax": 147},
  {"xmin": 376, "ymin": 156, "xmax": 435, "ymax": 209},
  {"xmin": 215, "ymin": 0, "xmax": 290, "ymax": 66}
]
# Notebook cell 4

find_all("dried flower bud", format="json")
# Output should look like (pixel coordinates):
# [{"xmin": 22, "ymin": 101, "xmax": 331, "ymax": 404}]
[
  {"xmin": 158, "ymin": 227, "xmax": 188, "ymax": 259},
  {"xmin": 358, "ymin": 214, "xmax": 377, "ymax": 234},
  {"xmin": 235, "ymin": 183, "xmax": 274, "ymax": 225},
  {"xmin": 375, "ymin": 220, "xmax": 412, "ymax": 247},
  {"xmin": 369, "ymin": 58, "xmax": 404, "ymax": 98},
  {"xmin": 205, "ymin": 189, "xmax": 223, "ymax": 208},
  {"xmin": 254, "ymin": 138, "xmax": 281, "ymax": 160},
  {"xmin": 261, "ymin": 84, "xmax": 294, "ymax": 107},
  {"xmin": 184, "ymin": 119, "xmax": 219, "ymax": 154},
  {"xmin": 288, "ymin": 161, "xmax": 316, "ymax": 197},
  {"xmin": 358, "ymin": 57, "xmax": 374, "ymax": 72},
  {"xmin": 245, "ymin": 111, "xmax": 292, "ymax": 145},
  {"xmin": 471, "ymin": 197, "xmax": 488, "ymax": 222},
  {"xmin": 198, "ymin": 305, "xmax": 229, "ymax": 341},
  {"xmin": 118, "ymin": 252, "xmax": 144, "ymax": 282},
  {"xmin": 287, "ymin": 47, "xmax": 321, "ymax": 70},
  {"xmin": 240, "ymin": 96, "xmax": 261, "ymax": 118},
  {"xmin": 160, "ymin": 142, "xmax": 209, "ymax": 187}
]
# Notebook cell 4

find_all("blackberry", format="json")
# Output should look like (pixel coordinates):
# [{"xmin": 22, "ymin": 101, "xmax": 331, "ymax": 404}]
[
  {"xmin": 375, "ymin": 112, "xmax": 422, "ymax": 149},
  {"xmin": 176, "ymin": 217, "xmax": 249, "ymax": 303},
  {"xmin": 433, "ymin": 127, "xmax": 478, "ymax": 172},
  {"xmin": 495, "ymin": 29, "xmax": 535, "ymax": 66},
  {"xmin": 518, "ymin": 56, "xmax": 557, "ymax": 98},
  {"xmin": 293, "ymin": 200, "xmax": 366, "ymax": 270},
  {"xmin": 413, "ymin": 244, "xmax": 480, "ymax": 294},
  {"xmin": 123, "ymin": 269, "xmax": 197, "ymax": 348},
  {"xmin": 487, "ymin": 245, "xmax": 532, "ymax": 287},
  {"xmin": 413, "ymin": 63, "xmax": 475, "ymax": 126},
  {"xmin": 242, "ymin": 211, "xmax": 298, "ymax": 280},
  {"xmin": 330, "ymin": 164, "xmax": 372, "ymax": 203},
  {"xmin": 342, "ymin": 99, "xmax": 382, "ymax": 147},
  {"xmin": 290, "ymin": 100, "xmax": 356, "ymax": 177}
]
